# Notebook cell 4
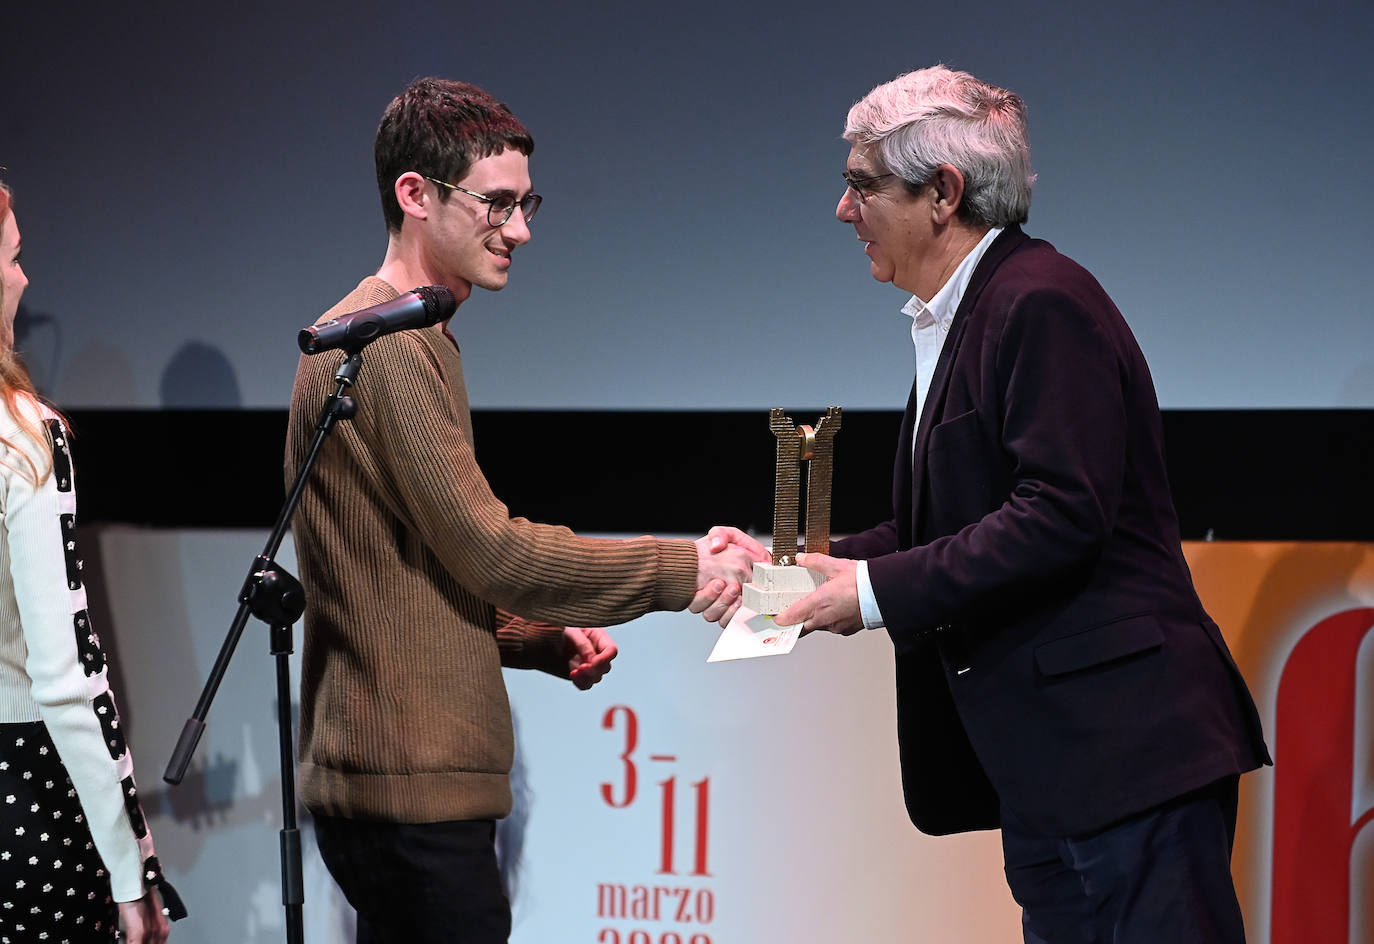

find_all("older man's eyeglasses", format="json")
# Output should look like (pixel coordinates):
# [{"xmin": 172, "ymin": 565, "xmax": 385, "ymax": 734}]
[
  {"xmin": 424, "ymin": 176, "xmax": 542, "ymax": 227},
  {"xmin": 841, "ymin": 170, "xmax": 895, "ymax": 204}
]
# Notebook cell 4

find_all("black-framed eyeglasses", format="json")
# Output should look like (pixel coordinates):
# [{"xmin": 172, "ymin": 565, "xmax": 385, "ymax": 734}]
[
  {"xmin": 841, "ymin": 170, "xmax": 895, "ymax": 204},
  {"xmin": 424, "ymin": 176, "xmax": 542, "ymax": 227}
]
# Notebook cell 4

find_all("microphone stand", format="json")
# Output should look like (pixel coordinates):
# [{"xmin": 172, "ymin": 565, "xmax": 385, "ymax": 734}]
[{"xmin": 163, "ymin": 350, "xmax": 364, "ymax": 944}]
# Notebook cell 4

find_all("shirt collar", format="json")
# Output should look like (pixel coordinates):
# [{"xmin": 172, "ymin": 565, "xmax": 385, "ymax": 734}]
[{"xmin": 901, "ymin": 226, "xmax": 1004, "ymax": 329}]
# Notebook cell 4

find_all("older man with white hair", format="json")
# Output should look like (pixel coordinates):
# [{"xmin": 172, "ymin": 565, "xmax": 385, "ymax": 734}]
[{"xmin": 780, "ymin": 66, "xmax": 1270, "ymax": 943}]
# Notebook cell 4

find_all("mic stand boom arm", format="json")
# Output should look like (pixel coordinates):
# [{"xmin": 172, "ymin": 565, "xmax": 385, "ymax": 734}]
[{"xmin": 163, "ymin": 351, "xmax": 364, "ymax": 944}]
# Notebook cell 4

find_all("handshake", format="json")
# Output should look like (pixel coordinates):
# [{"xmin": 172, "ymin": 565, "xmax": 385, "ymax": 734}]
[
  {"xmin": 565, "ymin": 527, "xmax": 862, "ymax": 690},
  {"xmin": 688, "ymin": 526, "xmax": 770, "ymax": 627},
  {"xmin": 563, "ymin": 526, "xmax": 766, "ymax": 691},
  {"xmin": 688, "ymin": 526, "xmax": 863, "ymax": 637}
]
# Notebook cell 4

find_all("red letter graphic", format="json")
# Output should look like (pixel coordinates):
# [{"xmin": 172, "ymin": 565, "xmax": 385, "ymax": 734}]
[{"xmin": 1272, "ymin": 608, "xmax": 1374, "ymax": 944}]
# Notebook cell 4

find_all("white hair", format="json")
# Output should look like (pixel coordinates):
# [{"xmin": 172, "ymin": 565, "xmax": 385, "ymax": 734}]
[{"xmin": 844, "ymin": 65, "xmax": 1036, "ymax": 227}]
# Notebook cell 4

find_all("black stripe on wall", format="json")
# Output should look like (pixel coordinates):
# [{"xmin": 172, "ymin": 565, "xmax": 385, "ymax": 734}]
[{"xmin": 66, "ymin": 409, "xmax": 1374, "ymax": 541}]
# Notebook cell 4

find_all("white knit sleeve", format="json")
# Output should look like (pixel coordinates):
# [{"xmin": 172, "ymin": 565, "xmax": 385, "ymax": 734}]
[{"xmin": 4, "ymin": 404, "xmax": 150, "ymax": 902}]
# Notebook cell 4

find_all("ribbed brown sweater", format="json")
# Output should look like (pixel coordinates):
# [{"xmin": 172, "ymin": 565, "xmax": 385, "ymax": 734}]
[{"xmin": 285, "ymin": 277, "xmax": 698, "ymax": 823}]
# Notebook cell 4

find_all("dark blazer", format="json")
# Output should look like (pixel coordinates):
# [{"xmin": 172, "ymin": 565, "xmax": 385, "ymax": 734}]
[{"xmin": 832, "ymin": 226, "xmax": 1269, "ymax": 837}]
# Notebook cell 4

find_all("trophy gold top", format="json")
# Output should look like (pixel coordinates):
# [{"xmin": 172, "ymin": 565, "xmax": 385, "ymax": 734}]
[{"xmin": 768, "ymin": 407, "xmax": 841, "ymax": 566}]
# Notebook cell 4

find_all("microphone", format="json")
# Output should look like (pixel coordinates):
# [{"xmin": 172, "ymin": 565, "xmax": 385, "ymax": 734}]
[{"xmin": 298, "ymin": 285, "xmax": 457, "ymax": 355}]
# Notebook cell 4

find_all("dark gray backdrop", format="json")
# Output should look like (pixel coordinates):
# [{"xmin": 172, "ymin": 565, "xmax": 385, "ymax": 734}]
[{"xmin": 7, "ymin": 0, "xmax": 1371, "ymax": 410}]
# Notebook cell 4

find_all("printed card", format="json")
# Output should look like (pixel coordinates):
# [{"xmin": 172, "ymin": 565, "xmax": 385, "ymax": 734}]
[{"xmin": 706, "ymin": 607, "xmax": 802, "ymax": 662}]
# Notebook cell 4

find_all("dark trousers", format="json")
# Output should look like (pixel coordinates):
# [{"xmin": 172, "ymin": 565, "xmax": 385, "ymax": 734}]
[
  {"xmin": 1000, "ymin": 776, "xmax": 1247, "ymax": 944},
  {"xmin": 314, "ymin": 814, "xmax": 511, "ymax": 944}
]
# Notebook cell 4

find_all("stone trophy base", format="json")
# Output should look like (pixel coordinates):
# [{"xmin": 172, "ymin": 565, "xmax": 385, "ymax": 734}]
[{"xmin": 741, "ymin": 561, "xmax": 825, "ymax": 616}]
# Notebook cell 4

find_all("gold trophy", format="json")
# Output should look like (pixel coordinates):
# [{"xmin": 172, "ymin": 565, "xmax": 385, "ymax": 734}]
[{"xmin": 741, "ymin": 407, "xmax": 842, "ymax": 617}]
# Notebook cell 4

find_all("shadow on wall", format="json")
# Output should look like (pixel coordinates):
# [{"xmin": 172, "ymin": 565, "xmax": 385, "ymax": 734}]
[
  {"xmin": 13, "ymin": 302, "xmax": 63, "ymax": 395},
  {"xmin": 76, "ymin": 527, "xmax": 228, "ymax": 838},
  {"xmin": 160, "ymin": 341, "xmax": 243, "ymax": 408},
  {"xmin": 56, "ymin": 341, "xmax": 141, "ymax": 405},
  {"xmin": 80, "ymin": 526, "xmax": 359, "ymax": 940},
  {"xmin": 499, "ymin": 711, "xmax": 531, "ymax": 911},
  {"xmin": 14, "ymin": 309, "xmax": 246, "ymax": 409}
]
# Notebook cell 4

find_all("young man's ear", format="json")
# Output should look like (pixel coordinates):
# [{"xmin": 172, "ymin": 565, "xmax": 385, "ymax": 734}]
[{"xmin": 394, "ymin": 172, "xmax": 431, "ymax": 223}]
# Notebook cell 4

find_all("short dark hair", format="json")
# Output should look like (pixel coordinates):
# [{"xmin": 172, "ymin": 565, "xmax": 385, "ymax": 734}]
[{"xmin": 374, "ymin": 78, "xmax": 534, "ymax": 233}]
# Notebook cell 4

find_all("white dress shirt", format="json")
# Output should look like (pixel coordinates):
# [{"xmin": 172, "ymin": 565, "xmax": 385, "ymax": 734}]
[{"xmin": 854, "ymin": 226, "xmax": 1003, "ymax": 629}]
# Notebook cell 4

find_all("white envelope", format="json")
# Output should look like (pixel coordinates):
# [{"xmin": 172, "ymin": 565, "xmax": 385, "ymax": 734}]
[{"xmin": 706, "ymin": 606, "xmax": 803, "ymax": 662}]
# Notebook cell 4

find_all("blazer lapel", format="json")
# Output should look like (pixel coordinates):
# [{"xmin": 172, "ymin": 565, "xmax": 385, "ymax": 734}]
[
  {"xmin": 906, "ymin": 226, "xmax": 1029, "ymax": 543},
  {"xmin": 893, "ymin": 373, "xmax": 922, "ymax": 549},
  {"xmin": 907, "ymin": 319, "xmax": 967, "ymax": 541}
]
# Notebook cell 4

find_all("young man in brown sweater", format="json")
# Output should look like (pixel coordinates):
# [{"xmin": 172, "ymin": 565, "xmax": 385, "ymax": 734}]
[{"xmin": 284, "ymin": 78, "xmax": 765, "ymax": 944}]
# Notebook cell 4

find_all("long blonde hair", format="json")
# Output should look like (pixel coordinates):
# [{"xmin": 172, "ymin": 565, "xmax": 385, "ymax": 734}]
[{"xmin": 0, "ymin": 182, "xmax": 55, "ymax": 487}]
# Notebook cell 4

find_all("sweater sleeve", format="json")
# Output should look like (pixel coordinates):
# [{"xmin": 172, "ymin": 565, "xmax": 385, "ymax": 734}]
[
  {"xmin": 3, "ymin": 408, "xmax": 152, "ymax": 903},
  {"xmin": 345, "ymin": 330, "xmax": 699, "ymax": 627},
  {"xmin": 494, "ymin": 608, "xmax": 571, "ymax": 677}
]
